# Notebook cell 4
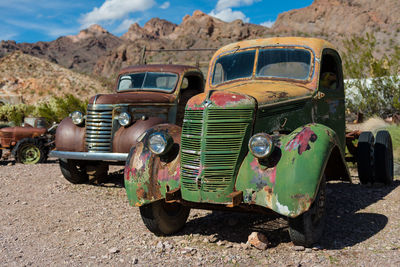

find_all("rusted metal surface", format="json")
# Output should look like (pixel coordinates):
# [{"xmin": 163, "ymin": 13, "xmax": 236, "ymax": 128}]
[
  {"xmin": 236, "ymin": 124, "xmax": 350, "ymax": 217},
  {"xmin": 53, "ymin": 64, "xmax": 204, "ymax": 164},
  {"xmin": 186, "ymin": 91, "xmax": 255, "ymax": 110},
  {"xmin": 126, "ymin": 38, "xmax": 351, "ymax": 222},
  {"xmin": 54, "ymin": 118, "xmax": 86, "ymax": 152},
  {"xmin": 0, "ymin": 126, "xmax": 47, "ymax": 148},
  {"xmin": 124, "ymin": 124, "xmax": 182, "ymax": 206},
  {"xmin": 112, "ymin": 117, "xmax": 165, "ymax": 153},
  {"xmin": 88, "ymin": 92, "xmax": 176, "ymax": 105}
]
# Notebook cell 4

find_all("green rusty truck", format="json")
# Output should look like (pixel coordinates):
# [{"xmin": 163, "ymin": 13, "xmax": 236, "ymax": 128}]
[{"xmin": 124, "ymin": 38, "xmax": 394, "ymax": 247}]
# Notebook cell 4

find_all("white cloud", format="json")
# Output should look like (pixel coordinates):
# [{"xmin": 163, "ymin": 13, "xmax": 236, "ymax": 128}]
[
  {"xmin": 260, "ymin": 20, "xmax": 275, "ymax": 28},
  {"xmin": 209, "ymin": 8, "xmax": 249, "ymax": 23},
  {"xmin": 209, "ymin": 0, "xmax": 260, "ymax": 23},
  {"xmin": 80, "ymin": 0, "xmax": 156, "ymax": 28},
  {"xmin": 115, "ymin": 18, "xmax": 138, "ymax": 33},
  {"xmin": 4, "ymin": 19, "xmax": 76, "ymax": 38},
  {"xmin": 160, "ymin": 1, "xmax": 170, "ymax": 9},
  {"xmin": 216, "ymin": 0, "xmax": 260, "ymax": 11},
  {"xmin": 0, "ymin": 31, "xmax": 17, "ymax": 41}
]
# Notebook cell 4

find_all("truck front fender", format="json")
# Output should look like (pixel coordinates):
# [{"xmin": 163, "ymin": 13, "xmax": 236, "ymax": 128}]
[
  {"xmin": 124, "ymin": 124, "xmax": 181, "ymax": 206},
  {"xmin": 55, "ymin": 117, "xmax": 85, "ymax": 152},
  {"xmin": 236, "ymin": 123, "xmax": 349, "ymax": 217}
]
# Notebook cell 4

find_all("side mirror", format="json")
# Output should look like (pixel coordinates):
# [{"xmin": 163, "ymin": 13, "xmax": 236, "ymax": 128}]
[{"xmin": 181, "ymin": 77, "xmax": 189, "ymax": 90}]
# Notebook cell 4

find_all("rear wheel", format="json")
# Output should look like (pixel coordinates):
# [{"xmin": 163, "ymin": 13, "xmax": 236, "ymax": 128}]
[
  {"xmin": 139, "ymin": 200, "xmax": 190, "ymax": 236},
  {"xmin": 374, "ymin": 130, "xmax": 393, "ymax": 185},
  {"xmin": 288, "ymin": 177, "xmax": 326, "ymax": 247},
  {"xmin": 357, "ymin": 131, "xmax": 375, "ymax": 184},
  {"xmin": 59, "ymin": 158, "xmax": 89, "ymax": 184},
  {"xmin": 14, "ymin": 138, "xmax": 47, "ymax": 164}
]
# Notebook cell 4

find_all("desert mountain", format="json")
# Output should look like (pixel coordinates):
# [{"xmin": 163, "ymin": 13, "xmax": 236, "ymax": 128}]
[
  {"xmin": 95, "ymin": 10, "xmax": 269, "ymax": 76},
  {"xmin": 0, "ymin": 0, "xmax": 399, "ymax": 100},
  {"xmin": 0, "ymin": 25, "xmax": 122, "ymax": 75},
  {"xmin": 0, "ymin": 51, "xmax": 111, "ymax": 105},
  {"xmin": 272, "ymin": 0, "xmax": 400, "ymax": 42}
]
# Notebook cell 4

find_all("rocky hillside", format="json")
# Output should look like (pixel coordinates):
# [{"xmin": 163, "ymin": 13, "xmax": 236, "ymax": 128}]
[
  {"xmin": 272, "ymin": 0, "xmax": 400, "ymax": 45},
  {"xmin": 0, "ymin": 25, "xmax": 122, "ymax": 75},
  {"xmin": 94, "ymin": 10, "xmax": 269, "ymax": 76},
  {"xmin": 0, "ymin": 51, "xmax": 112, "ymax": 105},
  {"xmin": 0, "ymin": 0, "xmax": 399, "ymax": 100}
]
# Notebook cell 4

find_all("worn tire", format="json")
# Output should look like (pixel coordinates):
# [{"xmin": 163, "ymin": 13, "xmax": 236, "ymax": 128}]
[
  {"xmin": 288, "ymin": 177, "xmax": 326, "ymax": 247},
  {"xmin": 139, "ymin": 200, "xmax": 190, "ymax": 236},
  {"xmin": 59, "ymin": 158, "xmax": 89, "ymax": 184},
  {"xmin": 374, "ymin": 130, "xmax": 393, "ymax": 185},
  {"xmin": 357, "ymin": 131, "xmax": 375, "ymax": 184},
  {"xmin": 14, "ymin": 138, "xmax": 47, "ymax": 164}
]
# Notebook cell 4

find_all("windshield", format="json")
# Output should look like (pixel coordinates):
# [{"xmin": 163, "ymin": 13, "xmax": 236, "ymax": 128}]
[
  {"xmin": 211, "ymin": 48, "xmax": 312, "ymax": 86},
  {"xmin": 117, "ymin": 72, "xmax": 178, "ymax": 92},
  {"xmin": 256, "ymin": 49, "xmax": 311, "ymax": 80},
  {"xmin": 212, "ymin": 50, "xmax": 256, "ymax": 85}
]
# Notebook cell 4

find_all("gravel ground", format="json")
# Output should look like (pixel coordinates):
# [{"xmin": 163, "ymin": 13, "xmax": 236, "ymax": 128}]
[{"xmin": 1, "ymin": 159, "xmax": 399, "ymax": 266}]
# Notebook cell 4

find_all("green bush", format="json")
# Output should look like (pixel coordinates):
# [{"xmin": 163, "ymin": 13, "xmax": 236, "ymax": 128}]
[
  {"xmin": 343, "ymin": 33, "xmax": 400, "ymax": 117},
  {"xmin": 0, "ymin": 104, "xmax": 35, "ymax": 125},
  {"xmin": 0, "ymin": 94, "xmax": 88, "ymax": 125},
  {"xmin": 34, "ymin": 94, "xmax": 88, "ymax": 123}
]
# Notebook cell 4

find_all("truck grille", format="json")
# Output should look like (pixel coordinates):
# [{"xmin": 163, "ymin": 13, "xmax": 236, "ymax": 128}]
[
  {"xmin": 181, "ymin": 108, "xmax": 253, "ymax": 193},
  {"xmin": 85, "ymin": 104, "xmax": 113, "ymax": 152}
]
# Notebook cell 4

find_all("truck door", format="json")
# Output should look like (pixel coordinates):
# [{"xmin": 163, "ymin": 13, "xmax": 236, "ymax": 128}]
[{"xmin": 314, "ymin": 48, "xmax": 346, "ymax": 147}]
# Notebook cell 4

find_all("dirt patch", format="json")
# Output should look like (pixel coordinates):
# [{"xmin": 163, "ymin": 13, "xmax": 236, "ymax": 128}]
[
  {"xmin": 0, "ymin": 160, "xmax": 399, "ymax": 266},
  {"xmin": 347, "ymin": 117, "xmax": 390, "ymax": 132}
]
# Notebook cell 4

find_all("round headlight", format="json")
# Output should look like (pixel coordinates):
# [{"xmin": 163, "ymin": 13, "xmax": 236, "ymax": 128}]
[
  {"xmin": 249, "ymin": 133, "xmax": 274, "ymax": 158},
  {"xmin": 148, "ymin": 132, "xmax": 173, "ymax": 155},
  {"xmin": 70, "ymin": 111, "xmax": 84, "ymax": 125},
  {"xmin": 118, "ymin": 112, "xmax": 131, "ymax": 126}
]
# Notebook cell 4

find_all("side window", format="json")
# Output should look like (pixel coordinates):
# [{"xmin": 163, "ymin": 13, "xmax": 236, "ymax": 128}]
[
  {"xmin": 319, "ymin": 49, "xmax": 342, "ymax": 91},
  {"xmin": 176, "ymin": 74, "xmax": 204, "ymax": 125}
]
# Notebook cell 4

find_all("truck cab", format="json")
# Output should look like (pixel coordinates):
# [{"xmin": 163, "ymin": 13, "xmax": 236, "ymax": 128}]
[{"xmin": 50, "ymin": 64, "xmax": 204, "ymax": 183}]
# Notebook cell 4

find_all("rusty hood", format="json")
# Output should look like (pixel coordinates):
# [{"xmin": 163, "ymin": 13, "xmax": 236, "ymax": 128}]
[
  {"xmin": 186, "ymin": 90, "xmax": 255, "ymax": 110},
  {"xmin": 89, "ymin": 91, "xmax": 176, "ymax": 105},
  {"xmin": 206, "ymin": 80, "xmax": 313, "ymax": 107}
]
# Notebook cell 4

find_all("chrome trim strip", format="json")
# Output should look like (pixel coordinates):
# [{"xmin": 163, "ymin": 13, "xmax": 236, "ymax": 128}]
[{"xmin": 49, "ymin": 151, "xmax": 128, "ymax": 161}]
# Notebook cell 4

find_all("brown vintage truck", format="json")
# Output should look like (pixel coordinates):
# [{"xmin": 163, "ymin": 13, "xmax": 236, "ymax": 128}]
[
  {"xmin": 50, "ymin": 64, "xmax": 204, "ymax": 183},
  {"xmin": 0, "ymin": 117, "xmax": 57, "ymax": 164}
]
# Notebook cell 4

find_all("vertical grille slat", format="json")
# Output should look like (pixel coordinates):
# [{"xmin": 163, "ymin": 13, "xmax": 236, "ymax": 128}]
[
  {"xmin": 181, "ymin": 108, "xmax": 253, "ymax": 193},
  {"xmin": 85, "ymin": 104, "xmax": 113, "ymax": 152}
]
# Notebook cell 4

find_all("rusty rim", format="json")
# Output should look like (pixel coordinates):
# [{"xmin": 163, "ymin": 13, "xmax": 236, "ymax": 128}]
[{"xmin": 19, "ymin": 144, "xmax": 41, "ymax": 164}]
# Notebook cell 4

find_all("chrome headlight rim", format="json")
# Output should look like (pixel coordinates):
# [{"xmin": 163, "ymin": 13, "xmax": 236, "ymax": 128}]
[
  {"xmin": 70, "ymin": 111, "xmax": 84, "ymax": 125},
  {"xmin": 248, "ymin": 133, "xmax": 274, "ymax": 159},
  {"xmin": 148, "ymin": 132, "xmax": 173, "ymax": 155},
  {"xmin": 118, "ymin": 112, "xmax": 132, "ymax": 127}
]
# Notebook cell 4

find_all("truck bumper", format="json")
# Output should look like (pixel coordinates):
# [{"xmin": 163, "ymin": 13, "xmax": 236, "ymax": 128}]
[{"xmin": 49, "ymin": 150, "xmax": 128, "ymax": 161}]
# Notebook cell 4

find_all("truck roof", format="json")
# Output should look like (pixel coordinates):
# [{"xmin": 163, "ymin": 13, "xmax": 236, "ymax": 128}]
[
  {"xmin": 119, "ymin": 64, "xmax": 202, "ymax": 75},
  {"xmin": 214, "ymin": 37, "xmax": 335, "ymax": 56}
]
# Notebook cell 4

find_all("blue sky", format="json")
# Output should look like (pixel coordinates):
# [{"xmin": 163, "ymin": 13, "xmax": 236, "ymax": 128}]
[{"xmin": 0, "ymin": 0, "xmax": 313, "ymax": 43}]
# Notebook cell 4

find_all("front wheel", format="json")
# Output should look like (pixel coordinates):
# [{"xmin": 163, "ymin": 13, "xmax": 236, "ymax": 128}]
[
  {"xmin": 139, "ymin": 200, "xmax": 190, "ymax": 236},
  {"xmin": 59, "ymin": 158, "xmax": 89, "ymax": 184},
  {"xmin": 14, "ymin": 138, "xmax": 47, "ymax": 164},
  {"xmin": 288, "ymin": 177, "xmax": 326, "ymax": 247}
]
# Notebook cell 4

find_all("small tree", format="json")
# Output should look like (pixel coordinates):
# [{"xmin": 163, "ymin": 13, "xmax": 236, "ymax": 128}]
[
  {"xmin": 343, "ymin": 33, "xmax": 400, "ymax": 117},
  {"xmin": 35, "ymin": 94, "xmax": 88, "ymax": 123}
]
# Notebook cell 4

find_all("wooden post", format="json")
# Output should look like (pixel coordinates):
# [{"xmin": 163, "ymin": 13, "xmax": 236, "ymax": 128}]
[{"xmin": 140, "ymin": 46, "xmax": 146, "ymax": 65}]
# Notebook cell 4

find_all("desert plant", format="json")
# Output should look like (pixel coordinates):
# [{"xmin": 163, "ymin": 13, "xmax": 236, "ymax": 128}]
[
  {"xmin": 343, "ymin": 33, "xmax": 400, "ymax": 117},
  {"xmin": 34, "ymin": 94, "xmax": 88, "ymax": 123},
  {"xmin": 0, "ymin": 104, "xmax": 35, "ymax": 125}
]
